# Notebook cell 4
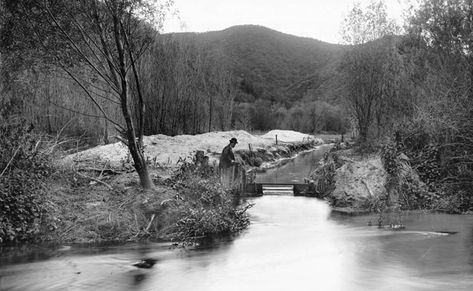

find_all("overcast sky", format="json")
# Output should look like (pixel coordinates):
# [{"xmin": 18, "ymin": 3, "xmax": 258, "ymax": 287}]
[{"xmin": 162, "ymin": 0, "xmax": 406, "ymax": 44}]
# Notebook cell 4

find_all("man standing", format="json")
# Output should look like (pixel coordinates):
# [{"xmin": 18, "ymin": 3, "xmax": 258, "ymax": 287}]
[{"xmin": 219, "ymin": 138, "xmax": 238, "ymax": 189}]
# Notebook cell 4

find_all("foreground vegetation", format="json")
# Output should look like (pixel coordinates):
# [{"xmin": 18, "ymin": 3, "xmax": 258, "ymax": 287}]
[
  {"xmin": 0, "ymin": 119, "xmax": 54, "ymax": 243},
  {"xmin": 0, "ymin": 120, "xmax": 251, "ymax": 244},
  {"xmin": 45, "ymin": 161, "xmax": 250, "ymax": 245}
]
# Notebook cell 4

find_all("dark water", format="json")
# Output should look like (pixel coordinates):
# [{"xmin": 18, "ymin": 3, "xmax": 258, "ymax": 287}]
[
  {"xmin": 2, "ymin": 145, "xmax": 473, "ymax": 290},
  {"xmin": 255, "ymin": 144, "xmax": 333, "ymax": 183}
]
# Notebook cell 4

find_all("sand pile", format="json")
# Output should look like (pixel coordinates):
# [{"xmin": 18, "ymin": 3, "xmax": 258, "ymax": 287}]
[{"xmin": 65, "ymin": 130, "xmax": 321, "ymax": 168}]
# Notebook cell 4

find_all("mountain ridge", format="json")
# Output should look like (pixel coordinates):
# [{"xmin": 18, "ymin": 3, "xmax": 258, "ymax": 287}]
[{"xmin": 166, "ymin": 25, "xmax": 347, "ymax": 104}]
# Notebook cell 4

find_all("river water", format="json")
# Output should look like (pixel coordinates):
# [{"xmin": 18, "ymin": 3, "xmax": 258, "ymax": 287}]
[
  {"xmin": 1, "ymin": 146, "xmax": 473, "ymax": 290},
  {"xmin": 256, "ymin": 144, "xmax": 333, "ymax": 183}
]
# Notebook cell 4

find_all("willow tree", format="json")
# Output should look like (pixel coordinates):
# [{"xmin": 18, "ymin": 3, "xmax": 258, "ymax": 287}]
[
  {"xmin": 340, "ymin": 0, "xmax": 403, "ymax": 142},
  {"xmin": 4, "ymin": 0, "xmax": 173, "ymax": 189}
]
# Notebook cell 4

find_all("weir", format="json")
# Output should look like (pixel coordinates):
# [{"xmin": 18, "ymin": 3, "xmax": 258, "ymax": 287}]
[
  {"xmin": 230, "ymin": 145, "xmax": 333, "ymax": 197},
  {"xmin": 239, "ymin": 145, "xmax": 334, "ymax": 197},
  {"xmin": 244, "ymin": 182, "xmax": 313, "ymax": 196}
]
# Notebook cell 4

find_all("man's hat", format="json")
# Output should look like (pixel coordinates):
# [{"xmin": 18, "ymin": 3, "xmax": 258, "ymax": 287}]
[{"xmin": 229, "ymin": 137, "xmax": 238, "ymax": 144}]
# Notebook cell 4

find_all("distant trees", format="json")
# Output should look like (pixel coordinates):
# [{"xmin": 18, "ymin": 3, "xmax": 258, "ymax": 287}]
[
  {"xmin": 140, "ymin": 36, "xmax": 237, "ymax": 135},
  {"xmin": 231, "ymin": 100, "xmax": 347, "ymax": 134},
  {"xmin": 2, "ymin": 0, "xmax": 173, "ymax": 189}
]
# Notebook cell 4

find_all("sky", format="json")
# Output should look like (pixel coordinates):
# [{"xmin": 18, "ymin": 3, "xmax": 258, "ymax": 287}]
[{"xmin": 162, "ymin": 0, "xmax": 407, "ymax": 44}]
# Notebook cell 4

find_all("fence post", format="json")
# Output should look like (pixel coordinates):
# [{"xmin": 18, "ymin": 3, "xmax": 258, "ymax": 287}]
[{"xmin": 276, "ymin": 134, "xmax": 278, "ymax": 145}]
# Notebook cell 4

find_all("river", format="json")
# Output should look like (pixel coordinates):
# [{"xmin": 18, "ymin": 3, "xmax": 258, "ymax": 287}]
[
  {"xmin": 256, "ymin": 144, "xmax": 333, "ymax": 184},
  {"xmin": 1, "ymin": 146, "xmax": 473, "ymax": 290}
]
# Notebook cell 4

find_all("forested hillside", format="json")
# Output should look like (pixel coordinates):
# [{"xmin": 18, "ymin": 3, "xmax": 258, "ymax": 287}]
[
  {"xmin": 179, "ymin": 25, "xmax": 346, "ymax": 104},
  {"xmin": 168, "ymin": 25, "xmax": 349, "ymax": 132}
]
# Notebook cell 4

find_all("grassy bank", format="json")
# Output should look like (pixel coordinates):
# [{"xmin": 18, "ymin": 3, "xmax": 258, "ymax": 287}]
[{"xmin": 43, "ymin": 159, "xmax": 251, "ymax": 245}]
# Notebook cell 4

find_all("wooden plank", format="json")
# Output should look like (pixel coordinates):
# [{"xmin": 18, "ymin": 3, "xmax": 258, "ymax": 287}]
[
  {"xmin": 263, "ymin": 191, "xmax": 294, "ymax": 195},
  {"xmin": 263, "ymin": 185, "xmax": 294, "ymax": 191},
  {"xmin": 255, "ymin": 182, "xmax": 305, "ymax": 186}
]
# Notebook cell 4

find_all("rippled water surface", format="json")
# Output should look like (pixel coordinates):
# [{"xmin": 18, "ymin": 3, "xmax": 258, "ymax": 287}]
[{"xmin": 1, "ymin": 196, "xmax": 473, "ymax": 291}]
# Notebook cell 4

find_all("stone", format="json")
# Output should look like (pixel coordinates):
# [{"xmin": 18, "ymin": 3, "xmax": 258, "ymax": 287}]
[{"xmin": 331, "ymin": 155, "xmax": 387, "ymax": 208}]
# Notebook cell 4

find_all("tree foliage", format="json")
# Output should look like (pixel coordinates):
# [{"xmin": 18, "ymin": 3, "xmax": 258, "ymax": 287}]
[
  {"xmin": 399, "ymin": 0, "xmax": 473, "ymax": 212},
  {"xmin": 2, "ymin": 0, "xmax": 174, "ymax": 189},
  {"xmin": 340, "ymin": 1, "xmax": 410, "ymax": 142},
  {"xmin": 341, "ymin": 0, "xmax": 401, "ymax": 45},
  {"xmin": 0, "ymin": 119, "xmax": 52, "ymax": 243}
]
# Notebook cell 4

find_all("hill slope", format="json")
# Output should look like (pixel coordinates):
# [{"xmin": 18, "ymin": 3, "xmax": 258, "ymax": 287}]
[{"xmin": 170, "ymin": 25, "xmax": 347, "ymax": 104}]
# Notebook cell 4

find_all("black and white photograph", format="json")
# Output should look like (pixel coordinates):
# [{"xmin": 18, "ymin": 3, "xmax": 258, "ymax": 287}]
[{"xmin": 1, "ymin": 0, "xmax": 473, "ymax": 290}]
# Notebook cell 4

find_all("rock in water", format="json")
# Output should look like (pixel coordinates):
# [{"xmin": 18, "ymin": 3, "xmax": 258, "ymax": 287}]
[{"xmin": 132, "ymin": 258, "xmax": 157, "ymax": 269}]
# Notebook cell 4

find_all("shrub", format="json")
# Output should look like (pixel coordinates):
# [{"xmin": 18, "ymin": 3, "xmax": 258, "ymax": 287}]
[
  {"xmin": 163, "ymin": 161, "xmax": 251, "ymax": 244},
  {"xmin": 0, "ymin": 118, "xmax": 52, "ymax": 243},
  {"xmin": 390, "ymin": 118, "xmax": 473, "ymax": 213},
  {"xmin": 381, "ymin": 137, "xmax": 437, "ymax": 211}
]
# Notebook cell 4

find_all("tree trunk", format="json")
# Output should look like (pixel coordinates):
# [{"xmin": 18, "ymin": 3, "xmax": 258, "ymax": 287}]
[
  {"xmin": 208, "ymin": 95, "xmax": 213, "ymax": 132},
  {"xmin": 358, "ymin": 117, "xmax": 369, "ymax": 142},
  {"xmin": 113, "ymin": 14, "xmax": 153, "ymax": 190},
  {"xmin": 103, "ymin": 119, "xmax": 109, "ymax": 144}
]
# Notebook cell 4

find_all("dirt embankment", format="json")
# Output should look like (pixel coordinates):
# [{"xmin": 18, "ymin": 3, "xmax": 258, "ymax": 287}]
[
  {"xmin": 309, "ymin": 143, "xmax": 430, "ymax": 217},
  {"xmin": 309, "ymin": 145, "xmax": 386, "ymax": 211},
  {"xmin": 64, "ymin": 130, "xmax": 322, "ymax": 169},
  {"xmin": 237, "ymin": 141, "xmax": 322, "ymax": 168}
]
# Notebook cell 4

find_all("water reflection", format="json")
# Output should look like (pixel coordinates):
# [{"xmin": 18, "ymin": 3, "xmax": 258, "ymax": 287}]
[{"xmin": 1, "ymin": 196, "xmax": 473, "ymax": 290}]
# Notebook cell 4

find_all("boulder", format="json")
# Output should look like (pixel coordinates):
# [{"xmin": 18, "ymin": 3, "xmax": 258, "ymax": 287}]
[{"xmin": 331, "ymin": 156, "xmax": 387, "ymax": 208}]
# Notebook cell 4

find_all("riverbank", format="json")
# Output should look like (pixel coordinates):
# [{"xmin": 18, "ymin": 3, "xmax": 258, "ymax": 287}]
[
  {"xmin": 308, "ymin": 142, "xmax": 459, "ymax": 218},
  {"xmin": 2, "ymin": 130, "xmax": 327, "ymax": 245}
]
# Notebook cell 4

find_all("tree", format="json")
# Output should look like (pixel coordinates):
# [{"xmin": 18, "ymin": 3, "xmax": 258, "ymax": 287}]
[
  {"xmin": 408, "ymin": 0, "xmax": 473, "ymax": 87},
  {"xmin": 341, "ymin": 0, "xmax": 401, "ymax": 45},
  {"xmin": 3, "ymin": 0, "xmax": 173, "ymax": 189},
  {"xmin": 340, "ymin": 0, "xmax": 405, "ymax": 142},
  {"xmin": 403, "ymin": 0, "xmax": 473, "ymax": 208}
]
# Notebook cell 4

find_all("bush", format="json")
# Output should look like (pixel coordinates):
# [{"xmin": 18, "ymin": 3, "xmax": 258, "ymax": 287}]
[
  {"xmin": 389, "ymin": 86, "xmax": 473, "ymax": 212},
  {"xmin": 381, "ymin": 134, "xmax": 440, "ymax": 211},
  {"xmin": 0, "ymin": 119, "xmax": 52, "ymax": 243},
  {"xmin": 163, "ymin": 161, "xmax": 250, "ymax": 244}
]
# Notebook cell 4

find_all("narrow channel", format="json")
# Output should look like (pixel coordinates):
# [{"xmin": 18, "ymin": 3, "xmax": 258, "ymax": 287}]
[
  {"xmin": 1, "ymin": 146, "xmax": 473, "ymax": 290},
  {"xmin": 255, "ymin": 144, "xmax": 333, "ymax": 184}
]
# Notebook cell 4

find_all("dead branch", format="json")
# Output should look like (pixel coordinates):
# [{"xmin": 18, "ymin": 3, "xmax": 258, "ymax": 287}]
[
  {"xmin": 0, "ymin": 146, "xmax": 21, "ymax": 177},
  {"xmin": 75, "ymin": 169, "xmax": 113, "ymax": 190},
  {"xmin": 145, "ymin": 214, "xmax": 156, "ymax": 232},
  {"xmin": 76, "ymin": 167, "xmax": 124, "ymax": 175}
]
